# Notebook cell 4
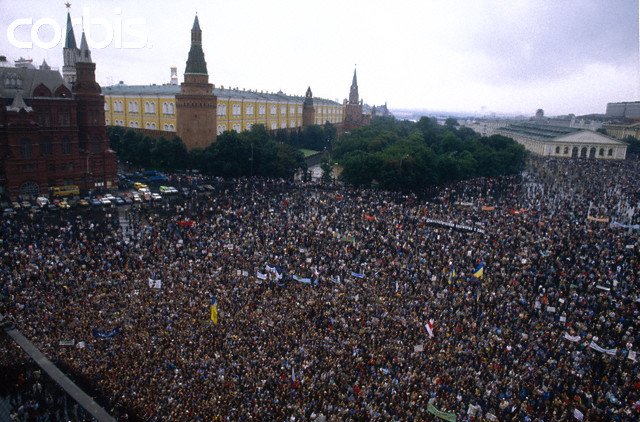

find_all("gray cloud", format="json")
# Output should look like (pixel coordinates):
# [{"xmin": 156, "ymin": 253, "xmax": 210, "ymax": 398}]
[{"xmin": 461, "ymin": 1, "xmax": 638, "ymax": 84}]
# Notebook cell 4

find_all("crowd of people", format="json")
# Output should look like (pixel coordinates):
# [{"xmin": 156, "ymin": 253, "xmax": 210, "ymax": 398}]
[
  {"xmin": 1, "ymin": 155, "xmax": 640, "ymax": 421},
  {"xmin": 0, "ymin": 334, "xmax": 95, "ymax": 421}
]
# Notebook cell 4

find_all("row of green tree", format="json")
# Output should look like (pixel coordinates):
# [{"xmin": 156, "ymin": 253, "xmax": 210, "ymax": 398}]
[
  {"xmin": 273, "ymin": 122, "xmax": 337, "ymax": 151},
  {"xmin": 333, "ymin": 116, "xmax": 528, "ymax": 189},
  {"xmin": 108, "ymin": 116, "xmax": 528, "ymax": 189},
  {"xmin": 108, "ymin": 125, "xmax": 305, "ymax": 178}
]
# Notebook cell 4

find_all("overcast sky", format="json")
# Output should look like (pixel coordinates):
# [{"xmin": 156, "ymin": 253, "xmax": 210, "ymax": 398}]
[{"xmin": 1, "ymin": 0, "xmax": 638, "ymax": 116}]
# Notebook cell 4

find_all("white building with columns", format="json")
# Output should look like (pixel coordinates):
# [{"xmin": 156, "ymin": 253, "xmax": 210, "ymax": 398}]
[{"xmin": 497, "ymin": 122, "xmax": 627, "ymax": 160}]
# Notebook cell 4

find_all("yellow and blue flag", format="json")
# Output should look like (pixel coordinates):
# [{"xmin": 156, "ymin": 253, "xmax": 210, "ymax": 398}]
[
  {"xmin": 210, "ymin": 296, "xmax": 218, "ymax": 324},
  {"xmin": 448, "ymin": 265, "xmax": 456, "ymax": 284},
  {"xmin": 473, "ymin": 262, "xmax": 484, "ymax": 279}
]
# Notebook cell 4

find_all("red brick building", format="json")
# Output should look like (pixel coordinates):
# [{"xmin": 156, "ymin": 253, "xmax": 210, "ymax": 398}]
[{"xmin": 0, "ymin": 11, "xmax": 117, "ymax": 199}]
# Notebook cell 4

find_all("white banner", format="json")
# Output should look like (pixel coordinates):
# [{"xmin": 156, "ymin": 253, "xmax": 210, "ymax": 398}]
[
  {"xmin": 564, "ymin": 333, "xmax": 581, "ymax": 343},
  {"xmin": 574, "ymin": 408, "xmax": 583, "ymax": 420},
  {"xmin": 589, "ymin": 340, "xmax": 617, "ymax": 356},
  {"xmin": 426, "ymin": 319, "xmax": 434, "ymax": 338}
]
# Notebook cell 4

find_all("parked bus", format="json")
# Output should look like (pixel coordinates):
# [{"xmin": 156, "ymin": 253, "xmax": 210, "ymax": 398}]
[{"xmin": 52, "ymin": 185, "xmax": 79, "ymax": 197}]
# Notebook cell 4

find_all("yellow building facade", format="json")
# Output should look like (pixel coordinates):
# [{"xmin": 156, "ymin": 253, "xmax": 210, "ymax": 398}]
[
  {"xmin": 102, "ymin": 15, "xmax": 347, "ymax": 149},
  {"xmin": 103, "ymin": 85, "xmax": 178, "ymax": 132},
  {"xmin": 103, "ymin": 83, "xmax": 345, "ymax": 138}
]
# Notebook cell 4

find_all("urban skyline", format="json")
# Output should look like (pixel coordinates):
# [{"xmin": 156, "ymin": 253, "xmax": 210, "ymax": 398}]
[{"xmin": 1, "ymin": 0, "xmax": 638, "ymax": 117}]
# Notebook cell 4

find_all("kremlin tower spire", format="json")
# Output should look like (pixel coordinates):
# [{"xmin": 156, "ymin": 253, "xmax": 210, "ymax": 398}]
[
  {"xmin": 62, "ymin": 5, "xmax": 79, "ymax": 85},
  {"xmin": 176, "ymin": 14, "xmax": 217, "ymax": 151},
  {"xmin": 303, "ymin": 86, "xmax": 316, "ymax": 127},
  {"xmin": 348, "ymin": 68, "xmax": 359, "ymax": 105},
  {"xmin": 184, "ymin": 15, "xmax": 208, "ymax": 75}
]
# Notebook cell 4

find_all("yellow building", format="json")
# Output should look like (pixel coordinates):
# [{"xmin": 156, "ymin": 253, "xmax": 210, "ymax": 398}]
[
  {"xmin": 103, "ymin": 84, "xmax": 344, "ymax": 137},
  {"xmin": 102, "ymin": 15, "xmax": 348, "ymax": 150},
  {"xmin": 103, "ymin": 15, "xmax": 345, "ymax": 148},
  {"xmin": 103, "ymin": 84, "xmax": 178, "ymax": 132}
]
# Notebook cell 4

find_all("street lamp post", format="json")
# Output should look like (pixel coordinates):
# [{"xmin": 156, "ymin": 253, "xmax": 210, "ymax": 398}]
[
  {"xmin": 250, "ymin": 143, "xmax": 254, "ymax": 178},
  {"xmin": 399, "ymin": 154, "xmax": 409, "ymax": 187}
]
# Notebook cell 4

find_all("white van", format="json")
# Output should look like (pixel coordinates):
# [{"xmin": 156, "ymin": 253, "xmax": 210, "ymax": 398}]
[{"xmin": 36, "ymin": 197, "xmax": 50, "ymax": 208}]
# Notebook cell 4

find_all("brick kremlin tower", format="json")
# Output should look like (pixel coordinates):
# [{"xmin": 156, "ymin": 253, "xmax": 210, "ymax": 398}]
[
  {"xmin": 302, "ymin": 86, "xmax": 316, "ymax": 127},
  {"xmin": 343, "ymin": 68, "xmax": 369, "ymax": 130},
  {"xmin": 176, "ymin": 15, "xmax": 217, "ymax": 150}
]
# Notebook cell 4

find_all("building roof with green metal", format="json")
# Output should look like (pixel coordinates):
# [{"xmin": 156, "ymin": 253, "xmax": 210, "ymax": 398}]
[{"xmin": 102, "ymin": 83, "xmax": 343, "ymax": 106}]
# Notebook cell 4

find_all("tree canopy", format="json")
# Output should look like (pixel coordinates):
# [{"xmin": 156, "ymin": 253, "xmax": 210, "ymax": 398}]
[
  {"xmin": 108, "ymin": 125, "xmax": 304, "ymax": 178},
  {"xmin": 333, "ymin": 116, "xmax": 528, "ymax": 189}
]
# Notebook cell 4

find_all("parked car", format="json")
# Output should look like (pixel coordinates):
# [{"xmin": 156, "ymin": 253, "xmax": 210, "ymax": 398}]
[
  {"xmin": 59, "ymin": 201, "xmax": 71, "ymax": 210},
  {"xmin": 100, "ymin": 197, "xmax": 111, "ymax": 206},
  {"xmin": 78, "ymin": 199, "xmax": 90, "ymax": 207},
  {"xmin": 151, "ymin": 193, "xmax": 162, "ymax": 201},
  {"xmin": 114, "ymin": 197, "xmax": 125, "ymax": 206},
  {"xmin": 91, "ymin": 198, "xmax": 102, "ymax": 207}
]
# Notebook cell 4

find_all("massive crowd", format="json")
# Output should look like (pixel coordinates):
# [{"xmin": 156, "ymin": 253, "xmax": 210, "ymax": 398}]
[
  {"xmin": 0, "ymin": 334, "xmax": 96, "ymax": 421},
  {"xmin": 1, "ymin": 156, "xmax": 640, "ymax": 421}
]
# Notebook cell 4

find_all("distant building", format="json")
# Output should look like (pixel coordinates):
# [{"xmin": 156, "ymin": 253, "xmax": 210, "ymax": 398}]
[
  {"xmin": 497, "ymin": 122, "xmax": 627, "ymax": 159},
  {"xmin": 461, "ymin": 119, "xmax": 515, "ymax": 137},
  {"xmin": 371, "ymin": 102, "xmax": 392, "ymax": 118},
  {"xmin": 602, "ymin": 122, "xmax": 640, "ymax": 141},
  {"xmin": 0, "ymin": 9, "xmax": 117, "ymax": 199},
  {"xmin": 103, "ymin": 15, "xmax": 354, "ymax": 150},
  {"xmin": 606, "ymin": 102, "xmax": 640, "ymax": 121}
]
